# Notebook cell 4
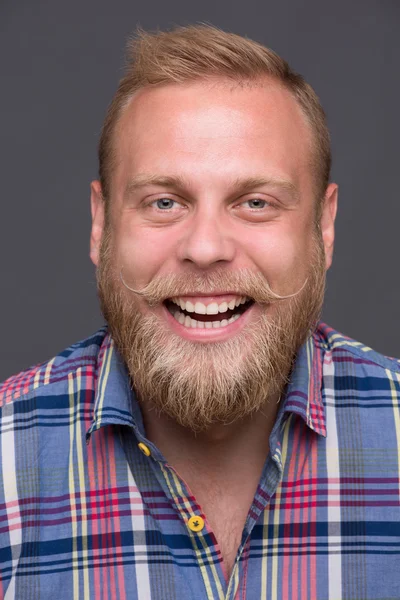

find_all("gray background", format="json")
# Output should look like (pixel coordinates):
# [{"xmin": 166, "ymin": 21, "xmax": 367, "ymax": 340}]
[{"xmin": 0, "ymin": 0, "xmax": 399, "ymax": 380}]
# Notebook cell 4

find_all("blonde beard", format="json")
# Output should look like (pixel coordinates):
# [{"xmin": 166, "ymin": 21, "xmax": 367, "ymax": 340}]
[{"xmin": 97, "ymin": 231, "xmax": 326, "ymax": 432}]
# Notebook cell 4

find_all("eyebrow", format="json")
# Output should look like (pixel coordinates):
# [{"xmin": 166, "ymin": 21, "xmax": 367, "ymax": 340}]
[
  {"xmin": 232, "ymin": 176, "xmax": 299, "ymax": 202},
  {"xmin": 124, "ymin": 174, "xmax": 300, "ymax": 203},
  {"xmin": 124, "ymin": 174, "xmax": 188, "ymax": 197}
]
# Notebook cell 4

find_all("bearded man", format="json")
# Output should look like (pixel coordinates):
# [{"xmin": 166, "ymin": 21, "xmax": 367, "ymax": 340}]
[{"xmin": 1, "ymin": 24, "xmax": 399, "ymax": 600}]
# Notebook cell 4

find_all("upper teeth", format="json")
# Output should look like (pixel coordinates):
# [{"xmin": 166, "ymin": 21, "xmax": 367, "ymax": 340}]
[{"xmin": 171, "ymin": 296, "xmax": 249, "ymax": 315}]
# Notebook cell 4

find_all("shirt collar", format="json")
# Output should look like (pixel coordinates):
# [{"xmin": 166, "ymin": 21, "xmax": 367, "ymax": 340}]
[
  {"xmin": 282, "ymin": 328, "xmax": 326, "ymax": 437},
  {"xmin": 86, "ymin": 325, "xmax": 326, "ymax": 442},
  {"xmin": 86, "ymin": 334, "xmax": 140, "ymax": 442}
]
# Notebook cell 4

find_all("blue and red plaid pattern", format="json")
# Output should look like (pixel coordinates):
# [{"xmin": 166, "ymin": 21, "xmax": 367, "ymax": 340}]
[{"xmin": 0, "ymin": 322, "xmax": 399, "ymax": 599}]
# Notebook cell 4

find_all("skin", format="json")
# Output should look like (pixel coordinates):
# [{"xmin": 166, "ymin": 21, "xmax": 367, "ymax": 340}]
[{"xmin": 89, "ymin": 77, "xmax": 338, "ymax": 577}]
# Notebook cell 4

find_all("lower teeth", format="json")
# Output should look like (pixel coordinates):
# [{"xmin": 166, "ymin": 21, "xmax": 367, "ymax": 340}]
[{"xmin": 173, "ymin": 311, "xmax": 241, "ymax": 328}]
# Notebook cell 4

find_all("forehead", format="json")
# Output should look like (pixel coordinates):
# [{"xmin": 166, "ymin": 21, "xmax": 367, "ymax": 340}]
[{"xmin": 113, "ymin": 78, "xmax": 314, "ymax": 196}]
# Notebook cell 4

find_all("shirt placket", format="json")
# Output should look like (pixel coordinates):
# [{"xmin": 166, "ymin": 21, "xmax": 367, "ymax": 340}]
[
  {"xmin": 122, "ymin": 427, "xmax": 228, "ymax": 599},
  {"xmin": 119, "ymin": 404, "xmax": 290, "ymax": 600},
  {"xmin": 158, "ymin": 462, "xmax": 228, "ymax": 600},
  {"xmin": 224, "ymin": 448, "xmax": 284, "ymax": 600},
  {"xmin": 155, "ymin": 441, "xmax": 285, "ymax": 600}
]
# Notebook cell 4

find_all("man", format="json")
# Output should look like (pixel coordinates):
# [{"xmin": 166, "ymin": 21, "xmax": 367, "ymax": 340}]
[{"xmin": 0, "ymin": 24, "xmax": 399, "ymax": 600}]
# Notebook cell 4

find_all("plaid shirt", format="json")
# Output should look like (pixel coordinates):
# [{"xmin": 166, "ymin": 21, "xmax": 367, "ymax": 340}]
[{"xmin": 0, "ymin": 322, "xmax": 399, "ymax": 600}]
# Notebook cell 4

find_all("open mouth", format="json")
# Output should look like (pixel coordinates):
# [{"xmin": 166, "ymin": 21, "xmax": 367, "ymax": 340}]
[{"xmin": 164, "ymin": 296, "xmax": 255, "ymax": 329}]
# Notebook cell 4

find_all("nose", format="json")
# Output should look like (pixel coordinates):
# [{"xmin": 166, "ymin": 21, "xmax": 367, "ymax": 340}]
[{"xmin": 177, "ymin": 210, "xmax": 236, "ymax": 268}]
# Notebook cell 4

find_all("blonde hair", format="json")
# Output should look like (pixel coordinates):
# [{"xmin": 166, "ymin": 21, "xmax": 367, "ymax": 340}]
[{"xmin": 98, "ymin": 24, "xmax": 331, "ymax": 211}]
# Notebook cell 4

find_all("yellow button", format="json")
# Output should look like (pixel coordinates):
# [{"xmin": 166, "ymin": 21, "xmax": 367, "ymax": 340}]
[
  {"xmin": 138, "ymin": 442, "xmax": 151, "ymax": 457},
  {"xmin": 187, "ymin": 515, "xmax": 205, "ymax": 532}
]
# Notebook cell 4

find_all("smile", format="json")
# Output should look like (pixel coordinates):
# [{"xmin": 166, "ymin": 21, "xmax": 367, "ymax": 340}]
[{"xmin": 164, "ymin": 295, "xmax": 255, "ymax": 329}]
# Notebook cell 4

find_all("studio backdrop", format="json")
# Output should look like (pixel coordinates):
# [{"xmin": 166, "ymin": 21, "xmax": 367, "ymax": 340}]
[{"xmin": 0, "ymin": 0, "xmax": 399, "ymax": 379}]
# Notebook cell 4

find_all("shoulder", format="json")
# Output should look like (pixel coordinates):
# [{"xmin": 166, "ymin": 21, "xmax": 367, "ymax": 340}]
[
  {"xmin": 314, "ymin": 321, "xmax": 400, "ymax": 377},
  {"xmin": 0, "ymin": 327, "xmax": 109, "ymax": 406}
]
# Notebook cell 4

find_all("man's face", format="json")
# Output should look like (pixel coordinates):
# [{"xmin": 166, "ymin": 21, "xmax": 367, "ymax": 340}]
[{"xmin": 90, "ymin": 78, "xmax": 337, "ymax": 431}]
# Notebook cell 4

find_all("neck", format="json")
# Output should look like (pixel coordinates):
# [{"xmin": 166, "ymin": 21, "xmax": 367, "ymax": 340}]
[
  {"xmin": 140, "ymin": 395, "xmax": 281, "ymax": 474},
  {"xmin": 141, "ymin": 394, "xmax": 282, "ymax": 581}
]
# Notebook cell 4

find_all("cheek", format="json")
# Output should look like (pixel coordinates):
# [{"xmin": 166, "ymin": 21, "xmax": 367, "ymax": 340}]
[
  {"xmin": 115, "ymin": 225, "xmax": 177, "ymax": 285},
  {"xmin": 243, "ymin": 227, "xmax": 312, "ymax": 291}
]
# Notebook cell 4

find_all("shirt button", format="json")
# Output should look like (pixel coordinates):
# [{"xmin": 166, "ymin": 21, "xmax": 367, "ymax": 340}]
[
  {"xmin": 138, "ymin": 442, "xmax": 151, "ymax": 457},
  {"xmin": 187, "ymin": 515, "xmax": 205, "ymax": 532}
]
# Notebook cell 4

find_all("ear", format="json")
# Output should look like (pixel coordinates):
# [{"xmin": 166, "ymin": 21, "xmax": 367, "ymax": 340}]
[
  {"xmin": 320, "ymin": 183, "xmax": 338, "ymax": 271},
  {"xmin": 90, "ymin": 180, "xmax": 105, "ymax": 267}
]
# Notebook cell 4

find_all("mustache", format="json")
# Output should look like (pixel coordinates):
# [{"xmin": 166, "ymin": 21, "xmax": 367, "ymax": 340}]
[{"xmin": 119, "ymin": 267, "xmax": 308, "ymax": 306}]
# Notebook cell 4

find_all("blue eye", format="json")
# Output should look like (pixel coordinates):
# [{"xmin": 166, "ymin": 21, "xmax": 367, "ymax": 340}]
[
  {"xmin": 245, "ymin": 199, "xmax": 268, "ymax": 209},
  {"xmin": 155, "ymin": 198, "xmax": 176, "ymax": 209}
]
